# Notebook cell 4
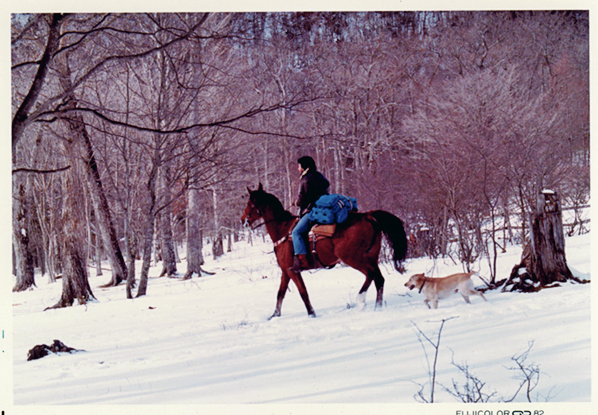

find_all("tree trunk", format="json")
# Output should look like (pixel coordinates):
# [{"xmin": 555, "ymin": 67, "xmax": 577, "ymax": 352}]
[
  {"xmin": 55, "ymin": 48, "xmax": 127, "ymax": 288},
  {"xmin": 528, "ymin": 191, "xmax": 574, "ymax": 285},
  {"xmin": 159, "ymin": 209, "xmax": 177, "ymax": 276},
  {"xmin": 51, "ymin": 234, "xmax": 95, "ymax": 308},
  {"xmin": 46, "ymin": 163, "xmax": 95, "ymax": 309},
  {"xmin": 212, "ymin": 232, "xmax": 224, "ymax": 258},
  {"xmin": 136, "ymin": 152, "xmax": 159, "ymax": 298},
  {"xmin": 211, "ymin": 185, "xmax": 224, "ymax": 258},
  {"xmin": 63, "ymin": 92, "xmax": 127, "ymax": 288},
  {"xmin": 183, "ymin": 187, "xmax": 205, "ymax": 279},
  {"xmin": 504, "ymin": 191, "xmax": 585, "ymax": 292},
  {"xmin": 488, "ymin": 209, "xmax": 499, "ymax": 284},
  {"xmin": 158, "ymin": 164, "xmax": 177, "ymax": 277},
  {"xmin": 43, "ymin": 176, "xmax": 62, "ymax": 283},
  {"xmin": 282, "ymin": 137, "xmax": 292, "ymax": 208},
  {"xmin": 46, "ymin": 234, "xmax": 59, "ymax": 283},
  {"xmin": 124, "ymin": 207, "xmax": 137, "ymax": 299},
  {"xmin": 12, "ymin": 14, "xmax": 65, "ymax": 293},
  {"xmin": 125, "ymin": 250, "xmax": 136, "ymax": 299},
  {"xmin": 94, "ymin": 230, "xmax": 103, "ymax": 277},
  {"xmin": 502, "ymin": 204, "xmax": 514, "ymax": 244},
  {"xmin": 80, "ymin": 127, "xmax": 128, "ymax": 287},
  {"xmin": 12, "ymin": 178, "xmax": 36, "ymax": 292},
  {"xmin": 136, "ymin": 212, "xmax": 155, "ymax": 298}
]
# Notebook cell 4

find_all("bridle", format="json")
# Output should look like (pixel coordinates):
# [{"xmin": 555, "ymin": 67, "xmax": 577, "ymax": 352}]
[
  {"xmin": 244, "ymin": 199, "xmax": 296, "ymax": 231},
  {"xmin": 243, "ymin": 200, "xmax": 264, "ymax": 230}
]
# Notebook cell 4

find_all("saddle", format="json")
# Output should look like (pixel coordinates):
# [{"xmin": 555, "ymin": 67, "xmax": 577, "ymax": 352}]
[
  {"xmin": 272, "ymin": 220, "xmax": 338, "ymax": 270},
  {"xmin": 308, "ymin": 224, "xmax": 339, "ymax": 269},
  {"xmin": 311, "ymin": 223, "xmax": 336, "ymax": 238}
]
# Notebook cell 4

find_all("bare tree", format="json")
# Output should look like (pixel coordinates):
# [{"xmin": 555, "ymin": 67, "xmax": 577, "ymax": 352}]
[
  {"xmin": 12, "ymin": 176, "xmax": 36, "ymax": 291},
  {"xmin": 12, "ymin": 12, "xmax": 588, "ymax": 301},
  {"xmin": 44, "ymin": 122, "xmax": 96, "ymax": 309},
  {"xmin": 57, "ymin": 53, "xmax": 128, "ymax": 287},
  {"xmin": 183, "ymin": 185, "xmax": 205, "ymax": 279}
]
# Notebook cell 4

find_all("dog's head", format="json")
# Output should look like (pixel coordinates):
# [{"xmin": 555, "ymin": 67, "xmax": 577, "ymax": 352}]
[{"xmin": 405, "ymin": 273, "xmax": 425, "ymax": 290}]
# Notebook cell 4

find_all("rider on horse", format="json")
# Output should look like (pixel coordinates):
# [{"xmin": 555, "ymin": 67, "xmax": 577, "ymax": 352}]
[{"xmin": 291, "ymin": 156, "xmax": 330, "ymax": 272}]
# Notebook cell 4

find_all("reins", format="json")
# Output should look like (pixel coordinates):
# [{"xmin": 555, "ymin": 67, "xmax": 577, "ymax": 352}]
[
  {"xmin": 247, "ymin": 201, "xmax": 297, "ymax": 250},
  {"xmin": 249, "ymin": 210, "xmax": 296, "ymax": 231}
]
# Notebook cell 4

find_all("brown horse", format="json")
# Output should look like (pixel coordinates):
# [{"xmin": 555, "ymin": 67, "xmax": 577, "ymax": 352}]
[{"xmin": 241, "ymin": 184, "xmax": 408, "ymax": 319}]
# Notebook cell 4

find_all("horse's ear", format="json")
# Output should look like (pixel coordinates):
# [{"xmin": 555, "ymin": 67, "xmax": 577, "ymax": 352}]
[
  {"xmin": 247, "ymin": 186, "xmax": 253, "ymax": 194},
  {"xmin": 258, "ymin": 183, "xmax": 263, "ymax": 192}
]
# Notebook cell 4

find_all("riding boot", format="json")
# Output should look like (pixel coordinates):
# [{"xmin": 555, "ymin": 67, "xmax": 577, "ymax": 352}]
[{"xmin": 290, "ymin": 254, "xmax": 309, "ymax": 272}]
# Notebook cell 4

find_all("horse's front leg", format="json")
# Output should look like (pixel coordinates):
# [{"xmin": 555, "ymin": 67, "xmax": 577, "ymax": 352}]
[{"xmin": 269, "ymin": 271, "xmax": 290, "ymax": 320}]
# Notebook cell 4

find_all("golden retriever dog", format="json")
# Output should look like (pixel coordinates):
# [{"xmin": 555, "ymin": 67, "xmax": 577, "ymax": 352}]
[{"xmin": 404, "ymin": 271, "xmax": 487, "ymax": 309}]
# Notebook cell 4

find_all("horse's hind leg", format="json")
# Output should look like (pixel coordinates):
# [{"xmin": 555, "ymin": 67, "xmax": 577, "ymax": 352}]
[
  {"xmin": 356, "ymin": 267, "xmax": 385, "ymax": 310},
  {"xmin": 371, "ymin": 266, "xmax": 385, "ymax": 309},
  {"xmin": 357, "ymin": 277, "xmax": 373, "ymax": 310},
  {"xmin": 289, "ymin": 270, "xmax": 316, "ymax": 318}
]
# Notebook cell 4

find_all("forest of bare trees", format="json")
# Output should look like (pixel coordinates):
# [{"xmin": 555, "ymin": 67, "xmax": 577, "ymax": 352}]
[{"xmin": 11, "ymin": 11, "xmax": 589, "ymax": 306}]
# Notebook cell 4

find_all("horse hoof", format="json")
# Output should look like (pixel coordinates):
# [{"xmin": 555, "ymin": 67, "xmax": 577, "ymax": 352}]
[
  {"xmin": 357, "ymin": 293, "xmax": 367, "ymax": 311},
  {"xmin": 268, "ymin": 312, "xmax": 281, "ymax": 321},
  {"xmin": 308, "ymin": 312, "xmax": 317, "ymax": 318}
]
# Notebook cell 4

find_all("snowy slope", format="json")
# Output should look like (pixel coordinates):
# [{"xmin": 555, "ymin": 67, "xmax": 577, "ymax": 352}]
[{"xmin": 10, "ymin": 232, "xmax": 592, "ymax": 409}]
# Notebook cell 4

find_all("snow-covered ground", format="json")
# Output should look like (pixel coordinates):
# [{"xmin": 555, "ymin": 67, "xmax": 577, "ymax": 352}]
[{"xmin": 8, "ymin": 231, "xmax": 593, "ymax": 412}]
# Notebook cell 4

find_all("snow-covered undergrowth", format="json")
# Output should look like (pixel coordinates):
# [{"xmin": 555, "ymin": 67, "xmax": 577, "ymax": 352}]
[{"xmin": 11, "ymin": 232, "xmax": 591, "ymax": 406}]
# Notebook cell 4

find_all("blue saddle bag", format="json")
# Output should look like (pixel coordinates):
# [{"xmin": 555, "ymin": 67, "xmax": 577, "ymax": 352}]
[{"xmin": 308, "ymin": 194, "xmax": 358, "ymax": 225}]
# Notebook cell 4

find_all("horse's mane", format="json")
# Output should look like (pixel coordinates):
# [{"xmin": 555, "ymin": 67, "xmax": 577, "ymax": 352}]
[{"xmin": 254, "ymin": 189, "xmax": 295, "ymax": 222}]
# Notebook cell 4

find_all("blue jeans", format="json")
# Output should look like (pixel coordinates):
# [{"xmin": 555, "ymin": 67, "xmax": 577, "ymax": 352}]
[{"xmin": 292, "ymin": 214, "xmax": 312, "ymax": 255}]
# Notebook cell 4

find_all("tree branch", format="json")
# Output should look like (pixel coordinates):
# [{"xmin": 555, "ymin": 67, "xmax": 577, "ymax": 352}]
[
  {"xmin": 34, "ymin": 98, "xmax": 314, "ymax": 136},
  {"xmin": 20, "ymin": 14, "xmax": 209, "ymax": 138},
  {"xmin": 12, "ymin": 13, "xmax": 66, "ymax": 157},
  {"xmin": 12, "ymin": 166, "xmax": 72, "ymax": 175}
]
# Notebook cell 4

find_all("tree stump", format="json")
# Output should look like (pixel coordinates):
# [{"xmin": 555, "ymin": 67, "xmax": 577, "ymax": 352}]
[
  {"xmin": 504, "ymin": 190, "xmax": 583, "ymax": 292},
  {"xmin": 27, "ymin": 340, "xmax": 83, "ymax": 361},
  {"xmin": 212, "ymin": 232, "xmax": 224, "ymax": 258}
]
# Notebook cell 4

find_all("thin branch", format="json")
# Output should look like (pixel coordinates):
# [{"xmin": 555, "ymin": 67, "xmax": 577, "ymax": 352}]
[
  {"xmin": 11, "ymin": 59, "xmax": 43, "ymax": 71},
  {"xmin": 504, "ymin": 341, "xmax": 541, "ymax": 403},
  {"xmin": 34, "ymin": 98, "xmax": 314, "ymax": 136},
  {"xmin": 411, "ymin": 316, "xmax": 459, "ymax": 403},
  {"xmin": 12, "ymin": 166, "xmax": 71, "ymax": 175},
  {"xmin": 24, "ymin": 14, "xmax": 209, "ymax": 130}
]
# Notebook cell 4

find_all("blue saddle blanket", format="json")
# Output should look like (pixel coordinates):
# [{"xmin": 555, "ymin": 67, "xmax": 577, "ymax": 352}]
[{"xmin": 308, "ymin": 194, "xmax": 358, "ymax": 225}]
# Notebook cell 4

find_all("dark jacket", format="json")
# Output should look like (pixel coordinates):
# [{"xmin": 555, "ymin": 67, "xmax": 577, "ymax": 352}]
[{"xmin": 296, "ymin": 168, "xmax": 330, "ymax": 215}]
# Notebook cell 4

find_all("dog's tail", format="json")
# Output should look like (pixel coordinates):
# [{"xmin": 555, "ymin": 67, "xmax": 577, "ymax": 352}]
[
  {"xmin": 467, "ymin": 271, "xmax": 491, "ymax": 290},
  {"xmin": 468, "ymin": 270, "xmax": 487, "ymax": 284}
]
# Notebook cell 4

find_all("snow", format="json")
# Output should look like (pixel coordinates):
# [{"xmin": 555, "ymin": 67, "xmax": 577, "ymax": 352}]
[{"xmin": 6, "ymin": 231, "xmax": 594, "ymax": 413}]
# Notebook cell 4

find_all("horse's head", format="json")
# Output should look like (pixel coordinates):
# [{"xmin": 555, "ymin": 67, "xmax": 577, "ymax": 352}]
[
  {"xmin": 241, "ymin": 183, "xmax": 265, "ymax": 227},
  {"xmin": 241, "ymin": 183, "xmax": 293, "ymax": 228}
]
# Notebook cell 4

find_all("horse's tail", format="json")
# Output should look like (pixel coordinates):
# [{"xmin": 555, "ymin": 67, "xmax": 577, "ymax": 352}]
[{"xmin": 369, "ymin": 210, "xmax": 408, "ymax": 273}]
